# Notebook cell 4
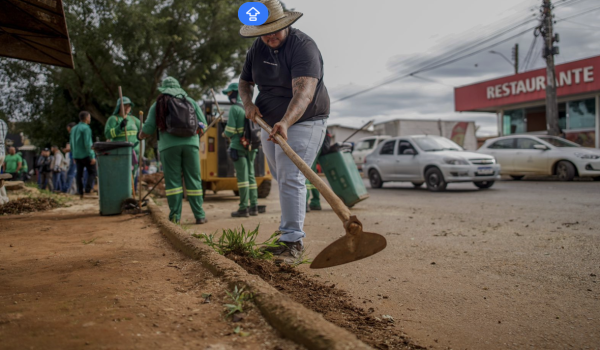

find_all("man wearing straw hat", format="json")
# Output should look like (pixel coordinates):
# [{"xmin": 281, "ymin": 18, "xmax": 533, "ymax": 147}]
[{"xmin": 239, "ymin": 0, "xmax": 329, "ymax": 261}]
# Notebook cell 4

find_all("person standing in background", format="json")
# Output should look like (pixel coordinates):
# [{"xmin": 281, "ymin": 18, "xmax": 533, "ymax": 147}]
[
  {"xmin": 71, "ymin": 111, "xmax": 96, "ymax": 199},
  {"xmin": 63, "ymin": 122, "xmax": 77, "ymax": 193},
  {"xmin": 104, "ymin": 97, "xmax": 140, "ymax": 176},
  {"xmin": 3, "ymin": 147, "xmax": 22, "ymax": 181},
  {"xmin": 222, "ymin": 83, "xmax": 260, "ymax": 218},
  {"xmin": 0, "ymin": 118, "xmax": 8, "ymax": 204},
  {"xmin": 36, "ymin": 148, "xmax": 53, "ymax": 190},
  {"xmin": 51, "ymin": 146, "xmax": 65, "ymax": 192},
  {"xmin": 139, "ymin": 77, "xmax": 208, "ymax": 224}
]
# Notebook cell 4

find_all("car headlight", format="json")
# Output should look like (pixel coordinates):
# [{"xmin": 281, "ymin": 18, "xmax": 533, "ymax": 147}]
[
  {"xmin": 574, "ymin": 153, "xmax": 600, "ymax": 159},
  {"xmin": 444, "ymin": 157, "xmax": 469, "ymax": 165}
]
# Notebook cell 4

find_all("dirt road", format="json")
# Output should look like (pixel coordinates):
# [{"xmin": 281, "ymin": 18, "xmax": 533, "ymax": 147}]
[
  {"xmin": 0, "ymin": 199, "xmax": 301, "ymax": 350},
  {"xmin": 176, "ymin": 179, "xmax": 600, "ymax": 350}
]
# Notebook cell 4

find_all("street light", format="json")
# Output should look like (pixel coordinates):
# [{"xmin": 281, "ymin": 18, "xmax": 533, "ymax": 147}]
[{"xmin": 489, "ymin": 50, "xmax": 514, "ymax": 68}]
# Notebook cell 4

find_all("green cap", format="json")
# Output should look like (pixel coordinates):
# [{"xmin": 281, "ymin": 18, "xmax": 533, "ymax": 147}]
[
  {"xmin": 222, "ymin": 83, "xmax": 239, "ymax": 95},
  {"xmin": 112, "ymin": 96, "xmax": 135, "ymax": 115}
]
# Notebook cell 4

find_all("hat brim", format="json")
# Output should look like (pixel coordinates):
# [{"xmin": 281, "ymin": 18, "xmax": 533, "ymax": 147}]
[{"xmin": 239, "ymin": 12, "xmax": 303, "ymax": 38}]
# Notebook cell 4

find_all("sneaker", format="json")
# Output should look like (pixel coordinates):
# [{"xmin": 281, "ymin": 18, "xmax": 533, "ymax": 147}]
[
  {"xmin": 249, "ymin": 206, "xmax": 259, "ymax": 216},
  {"xmin": 196, "ymin": 218, "xmax": 208, "ymax": 225},
  {"xmin": 261, "ymin": 240, "xmax": 303, "ymax": 260},
  {"xmin": 231, "ymin": 208, "xmax": 250, "ymax": 218},
  {"xmin": 309, "ymin": 204, "xmax": 322, "ymax": 211}
]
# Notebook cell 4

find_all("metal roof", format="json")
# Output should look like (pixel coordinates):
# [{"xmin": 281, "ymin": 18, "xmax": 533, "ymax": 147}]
[{"xmin": 0, "ymin": 0, "xmax": 73, "ymax": 68}]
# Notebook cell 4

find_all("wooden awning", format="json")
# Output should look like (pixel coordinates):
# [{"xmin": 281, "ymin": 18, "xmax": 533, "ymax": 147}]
[{"xmin": 0, "ymin": 0, "xmax": 74, "ymax": 69}]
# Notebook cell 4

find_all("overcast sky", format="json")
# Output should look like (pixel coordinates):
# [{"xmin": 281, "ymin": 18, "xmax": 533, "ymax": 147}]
[{"xmin": 238, "ymin": 0, "xmax": 600, "ymax": 136}]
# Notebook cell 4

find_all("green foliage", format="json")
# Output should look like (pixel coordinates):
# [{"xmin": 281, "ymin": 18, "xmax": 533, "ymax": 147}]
[
  {"xmin": 193, "ymin": 225, "xmax": 281, "ymax": 260},
  {"xmin": 224, "ymin": 285, "xmax": 252, "ymax": 317},
  {"xmin": 0, "ymin": 0, "xmax": 250, "ymax": 147}
]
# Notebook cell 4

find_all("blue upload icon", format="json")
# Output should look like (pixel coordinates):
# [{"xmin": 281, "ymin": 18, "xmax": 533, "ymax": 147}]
[{"xmin": 239, "ymin": 2, "xmax": 269, "ymax": 26}]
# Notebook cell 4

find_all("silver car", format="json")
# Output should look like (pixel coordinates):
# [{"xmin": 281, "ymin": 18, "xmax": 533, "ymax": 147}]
[
  {"xmin": 364, "ymin": 135, "xmax": 501, "ymax": 192},
  {"xmin": 478, "ymin": 135, "xmax": 600, "ymax": 181}
]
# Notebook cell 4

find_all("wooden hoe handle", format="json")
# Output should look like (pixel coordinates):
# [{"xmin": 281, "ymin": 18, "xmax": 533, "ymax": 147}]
[{"xmin": 253, "ymin": 117, "xmax": 351, "ymax": 223}]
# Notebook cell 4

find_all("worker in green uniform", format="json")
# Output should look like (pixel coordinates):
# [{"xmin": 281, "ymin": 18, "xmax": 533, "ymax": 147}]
[
  {"xmin": 104, "ymin": 96, "xmax": 141, "ymax": 175},
  {"xmin": 305, "ymin": 129, "xmax": 331, "ymax": 212},
  {"xmin": 17, "ymin": 152, "xmax": 29, "ymax": 181},
  {"xmin": 3, "ymin": 147, "xmax": 22, "ymax": 180},
  {"xmin": 223, "ymin": 83, "xmax": 259, "ymax": 218},
  {"xmin": 139, "ymin": 77, "xmax": 208, "ymax": 224}
]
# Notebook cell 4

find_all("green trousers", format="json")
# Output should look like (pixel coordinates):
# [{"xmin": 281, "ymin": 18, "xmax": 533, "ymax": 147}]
[
  {"xmin": 233, "ymin": 148, "xmax": 258, "ymax": 210},
  {"xmin": 305, "ymin": 153, "xmax": 321, "ymax": 207},
  {"xmin": 160, "ymin": 145, "xmax": 205, "ymax": 222}
]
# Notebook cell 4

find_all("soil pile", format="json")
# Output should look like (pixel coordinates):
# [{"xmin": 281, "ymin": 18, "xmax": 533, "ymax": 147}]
[
  {"xmin": 230, "ymin": 255, "xmax": 423, "ymax": 350},
  {"xmin": 142, "ymin": 172, "xmax": 166, "ymax": 197},
  {"xmin": 0, "ymin": 197, "xmax": 62, "ymax": 215}
]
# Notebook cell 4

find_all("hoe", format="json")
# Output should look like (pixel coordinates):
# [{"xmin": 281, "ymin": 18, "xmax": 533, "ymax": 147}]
[{"xmin": 253, "ymin": 117, "xmax": 387, "ymax": 269}]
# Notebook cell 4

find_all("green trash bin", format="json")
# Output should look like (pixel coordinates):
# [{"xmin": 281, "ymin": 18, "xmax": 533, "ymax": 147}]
[
  {"xmin": 94, "ymin": 142, "xmax": 133, "ymax": 216},
  {"xmin": 319, "ymin": 145, "xmax": 369, "ymax": 208}
]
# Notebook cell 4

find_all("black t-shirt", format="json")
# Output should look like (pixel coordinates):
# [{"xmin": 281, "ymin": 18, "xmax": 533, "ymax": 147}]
[{"xmin": 240, "ymin": 28, "xmax": 330, "ymax": 127}]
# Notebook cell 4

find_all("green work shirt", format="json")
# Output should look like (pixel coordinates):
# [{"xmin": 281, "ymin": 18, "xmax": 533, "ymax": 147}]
[
  {"xmin": 4, "ymin": 154, "xmax": 22, "ymax": 173},
  {"xmin": 142, "ymin": 96, "xmax": 207, "ymax": 152},
  {"xmin": 104, "ymin": 114, "xmax": 141, "ymax": 154},
  {"xmin": 224, "ymin": 104, "xmax": 246, "ymax": 151},
  {"xmin": 70, "ymin": 122, "xmax": 95, "ymax": 159}
]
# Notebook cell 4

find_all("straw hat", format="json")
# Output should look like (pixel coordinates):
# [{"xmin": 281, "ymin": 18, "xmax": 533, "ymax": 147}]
[{"xmin": 239, "ymin": 0, "xmax": 303, "ymax": 38}]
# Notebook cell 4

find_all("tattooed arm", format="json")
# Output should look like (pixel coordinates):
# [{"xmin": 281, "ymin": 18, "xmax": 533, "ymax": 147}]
[
  {"xmin": 269, "ymin": 76, "xmax": 318, "ymax": 142},
  {"xmin": 239, "ymin": 79, "xmax": 263, "ymax": 122}
]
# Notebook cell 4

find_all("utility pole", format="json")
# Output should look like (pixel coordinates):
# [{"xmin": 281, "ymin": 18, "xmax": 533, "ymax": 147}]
[
  {"xmin": 541, "ymin": 0, "xmax": 560, "ymax": 136},
  {"xmin": 511, "ymin": 44, "xmax": 519, "ymax": 74}
]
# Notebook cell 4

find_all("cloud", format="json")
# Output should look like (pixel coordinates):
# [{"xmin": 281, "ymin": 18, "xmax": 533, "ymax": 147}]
[{"xmin": 297, "ymin": 0, "xmax": 600, "ymax": 137}]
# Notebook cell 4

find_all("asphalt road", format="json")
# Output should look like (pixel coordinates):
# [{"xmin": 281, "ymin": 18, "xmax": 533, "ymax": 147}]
[{"xmin": 180, "ymin": 178, "xmax": 600, "ymax": 350}]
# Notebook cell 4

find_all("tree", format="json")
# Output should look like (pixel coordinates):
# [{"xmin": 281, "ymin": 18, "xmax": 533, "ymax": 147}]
[{"xmin": 0, "ymin": 0, "xmax": 249, "ymax": 147}]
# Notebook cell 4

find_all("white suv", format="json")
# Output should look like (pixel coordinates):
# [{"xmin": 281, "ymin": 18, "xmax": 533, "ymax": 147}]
[{"xmin": 352, "ymin": 136, "xmax": 391, "ymax": 169}]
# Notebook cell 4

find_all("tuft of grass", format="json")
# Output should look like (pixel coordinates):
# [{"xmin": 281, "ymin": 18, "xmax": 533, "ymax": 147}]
[
  {"xmin": 193, "ymin": 225, "xmax": 281, "ymax": 260},
  {"xmin": 290, "ymin": 247, "xmax": 313, "ymax": 267},
  {"xmin": 82, "ymin": 238, "xmax": 97, "ymax": 245},
  {"xmin": 224, "ymin": 285, "xmax": 253, "ymax": 317}
]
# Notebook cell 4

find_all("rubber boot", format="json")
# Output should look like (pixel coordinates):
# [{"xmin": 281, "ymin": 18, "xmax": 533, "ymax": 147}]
[
  {"xmin": 231, "ymin": 208, "xmax": 250, "ymax": 218},
  {"xmin": 249, "ymin": 206, "xmax": 259, "ymax": 216}
]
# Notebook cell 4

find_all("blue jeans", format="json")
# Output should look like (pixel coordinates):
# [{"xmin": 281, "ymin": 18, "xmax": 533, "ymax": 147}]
[
  {"xmin": 63, "ymin": 166, "xmax": 75, "ymax": 193},
  {"xmin": 53, "ymin": 172, "xmax": 64, "ymax": 192},
  {"xmin": 261, "ymin": 119, "xmax": 327, "ymax": 243}
]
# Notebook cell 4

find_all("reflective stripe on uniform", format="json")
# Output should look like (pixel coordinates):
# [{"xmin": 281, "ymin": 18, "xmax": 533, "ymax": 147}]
[
  {"xmin": 249, "ymin": 184, "xmax": 258, "ymax": 189},
  {"xmin": 165, "ymin": 187, "xmax": 183, "ymax": 196},
  {"xmin": 237, "ymin": 182, "xmax": 250, "ymax": 188},
  {"xmin": 236, "ymin": 127, "xmax": 244, "ymax": 133},
  {"xmin": 225, "ymin": 126, "xmax": 236, "ymax": 133},
  {"xmin": 110, "ymin": 128, "xmax": 117, "ymax": 138},
  {"xmin": 306, "ymin": 184, "xmax": 316, "ymax": 190},
  {"xmin": 187, "ymin": 189, "xmax": 203, "ymax": 196}
]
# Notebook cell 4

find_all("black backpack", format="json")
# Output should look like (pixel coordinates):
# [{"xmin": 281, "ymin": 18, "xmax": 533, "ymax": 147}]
[
  {"xmin": 165, "ymin": 95, "xmax": 198, "ymax": 137},
  {"xmin": 237, "ymin": 103, "xmax": 261, "ymax": 151}
]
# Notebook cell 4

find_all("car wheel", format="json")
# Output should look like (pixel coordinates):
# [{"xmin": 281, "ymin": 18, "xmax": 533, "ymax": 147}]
[
  {"xmin": 369, "ymin": 169, "xmax": 383, "ymax": 189},
  {"xmin": 425, "ymin": 168, "xmax": 447, "ymax": 192},
  {"xmin": 412, "ymin": 182, "xmax": 424, "ymax": 188},
  {"xmin": 233, "ymin": 190, "xmax": 240, "ymax": 196},
  {"xmin": 556, "ymin": 161, "xmax": 576, "ymax": 181},
  {"xmin": 474, "ymin": 181, "xmax": 495, "ymax": 189},
  {"xmin": 510, "ymin": 175, "xmax": 524, "ymax": 181},
  {"xmin": 593, "ymin": 176, "xmax": 600, "ymax": 182}
]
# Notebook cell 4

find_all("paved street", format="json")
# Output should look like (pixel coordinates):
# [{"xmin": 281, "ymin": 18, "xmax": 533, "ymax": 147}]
[{"xmin": 177, "ymin": 178, "xmax": 600, "ymax": 350}]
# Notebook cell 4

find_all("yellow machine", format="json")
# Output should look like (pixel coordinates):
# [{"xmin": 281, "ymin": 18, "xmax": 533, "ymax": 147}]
[{"xmin": 199, "ymin": 101, "xmax": 272, "ymax": 197}]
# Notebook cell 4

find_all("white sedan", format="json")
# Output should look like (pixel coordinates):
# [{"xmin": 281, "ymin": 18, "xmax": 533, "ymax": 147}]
[
  {"xmin": 478, "ymin": 135, "xmax": 600, "ymax": 181},
  {"xmin": 364, "ymin": 135, "xmax": 501, "ymax": 191}
]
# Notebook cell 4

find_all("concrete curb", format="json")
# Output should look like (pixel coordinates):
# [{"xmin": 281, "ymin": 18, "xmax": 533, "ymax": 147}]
[{"xmin": 147, "ymin": 200, "xmax": 371, "ymax": 350}]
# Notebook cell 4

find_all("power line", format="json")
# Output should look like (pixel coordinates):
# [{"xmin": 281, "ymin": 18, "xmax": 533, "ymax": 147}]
[
  {"xmin": 559, "ymin": 18, "xmax": 600, "ymax": 29},
  {"xmin": 332, "ymin": 4, "xmax": 600, "ymax": 104}
]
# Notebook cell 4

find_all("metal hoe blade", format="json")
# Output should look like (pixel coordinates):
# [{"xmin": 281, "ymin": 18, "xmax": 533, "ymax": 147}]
[{"xmin": 310, "ymin": 215, "xmax": 387, "ymax": 269}]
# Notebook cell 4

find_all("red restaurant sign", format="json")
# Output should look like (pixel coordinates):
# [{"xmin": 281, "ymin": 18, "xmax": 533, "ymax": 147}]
[{"xmin": 455, "ymin": 55, "xmax": 600, "ymax": 112}]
